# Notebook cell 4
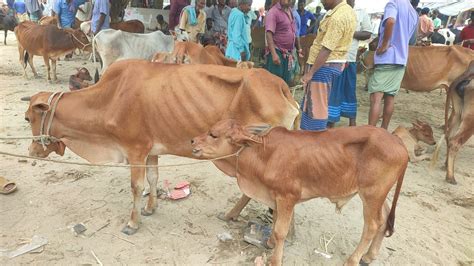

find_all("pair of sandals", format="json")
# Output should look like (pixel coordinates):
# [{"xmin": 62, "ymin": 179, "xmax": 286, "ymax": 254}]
[{"xmin": 0, "ymin": 176, "xmax": 17, "ymax": 194}]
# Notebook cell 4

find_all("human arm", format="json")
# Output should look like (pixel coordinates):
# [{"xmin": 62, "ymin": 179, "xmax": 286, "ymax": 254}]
[
  {"xmin": 264, "ymin": 10, "xmax": 280, "ymax": 65},
  {"xmin": 355, "ymin": 11, "xmax": 373, "ymax": 41},
  {"xmin": 376, "ymin": 17, "xmax": 394, "ymax": 55},
  {"xmin": 301, "ymin": 46, "xmax": 331, "ymax": 84},
  {"xmin": 94, "ymin": 13, "xmax": 106, "ymax": 34},
  {"xmin": 53, "ymin": 0, "xmax": 61, "ymax": 28}
]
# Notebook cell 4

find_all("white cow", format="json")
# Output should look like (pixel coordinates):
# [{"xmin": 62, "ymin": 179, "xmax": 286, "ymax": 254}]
[
  {"xmin": 94, "ymin": 29, "xmax": 176, "ymax": 74},
  {"xmin": 432, "ymin": 28, "xmax": 460, "ymax": 46}
]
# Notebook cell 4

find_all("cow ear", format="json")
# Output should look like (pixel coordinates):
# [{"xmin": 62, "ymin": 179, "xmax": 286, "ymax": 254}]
[{"xmin": 32, "ymin": 102, "xmax": 50, "ymax": 113}]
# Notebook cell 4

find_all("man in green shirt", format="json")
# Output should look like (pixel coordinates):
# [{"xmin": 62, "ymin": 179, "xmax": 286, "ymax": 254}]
[{"xmin": 432, "ymin": 9, "xmax": 441, "ymax": 31}]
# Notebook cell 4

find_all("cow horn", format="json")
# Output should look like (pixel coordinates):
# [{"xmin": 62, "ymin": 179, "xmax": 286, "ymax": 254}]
[{"xmin": 21, "ymin": 96, "xmax": 31, "ymax": 101}]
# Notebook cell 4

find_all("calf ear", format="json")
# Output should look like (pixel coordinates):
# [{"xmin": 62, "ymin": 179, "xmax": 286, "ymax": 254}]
[
  {"xmin": 245, "ymin": 124, "xmax": 271, "ymax": 135},
  {"xmin": 32, "ymin": 102, "xmax": 50, "ymax": 113},
  {"xmin": 229, "ymin": 125, "xmax": 262, "ymax": 146}
]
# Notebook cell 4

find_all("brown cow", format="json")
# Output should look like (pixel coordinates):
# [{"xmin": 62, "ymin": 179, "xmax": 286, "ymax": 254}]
[
  {"xmin": 110, "ymin": 19, "xmax": 145, "ymax": 33},
  {"xmin": 191, "ymin": 119, "xmax": 408, "ymax": 266},
  {"xmin": 15, "ymin": 21, "xmax": 91, "ymax": 81},
  {"xmin": 392, "ymin": 120, "xmax": 436, "ymax": 162},
  {"xmin": 24, "ymin": 60, "xmax": 300, "ymax": 235},
  {"xmin": 432, "ymin": 61, "xmax": 474, "ymax": 184},
  {"xmin": 152, "ymin": 42, "xmax": 254, "ymax": 68},
  {"xmin": 360, "ymin": 46, "xmax": 474, "ymax": 92}
]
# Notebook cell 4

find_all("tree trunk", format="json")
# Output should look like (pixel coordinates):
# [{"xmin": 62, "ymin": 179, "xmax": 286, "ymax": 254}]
[{"xmin": 110, "ymin": 0, "xmax": 131, "ymax": 23}]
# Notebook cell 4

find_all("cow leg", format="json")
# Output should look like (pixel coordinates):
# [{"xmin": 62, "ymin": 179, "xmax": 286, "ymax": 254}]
[
  {"xmin": 42, "ymin": 56, "xmax": 51, "ymax": 81},
  {"xmin": 18, "ymin": 45, "xmax": 28, "ymax": 78},
  {"xmin": 218, "ymin": 194, "xmax": 251, "ymax": 221},
  {"xmin": 361, "ymin": 200, "xmax": 391, "ymax": 264},
  {"xmin": 345, "ymin": 194, "xmax": 386, "ymax": 266},
  {"xmin": 27, "ymin": 54, "xmax": 38, "ymax": 78},
  {"xmin": 142, "ymin": 155, "xmax": 158, "ymax": 216},
  {"xmin": 122, "ymin": 156, "xmax": 147, "ymax": 235},
  {"xmin": 51, "ymin": 59, "xmax": 58, "ymax": 81},
  {"xmin": 3, "ymin": 29, "xmax": 6, "ymax": 45},
  {"xmin": 446, "ymin": 130, "xmax": 472, "ymax": 185},
  {"xmin": 267, "ymin": 197, "xmax": 296, "ymax": 266}
]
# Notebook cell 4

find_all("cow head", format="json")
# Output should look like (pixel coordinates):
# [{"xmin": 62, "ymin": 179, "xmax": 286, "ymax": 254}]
[
  {"xmin": 191, "ymin": 119, "xmax": 269, "ymax": 159},
  {"xmin": 410, "ymin": 120, "xmax": 436, "ymax": 145},
  {"xmin": 71, "ymin": 29, "xmax": 92, "ymax": 52},
  {"xmin": 23, "ymin": 92, "xmax": 66, "ymax": 158},
  {"xmin": 75, "ymin": 67, "xmax": 92, "ymax": 81}
]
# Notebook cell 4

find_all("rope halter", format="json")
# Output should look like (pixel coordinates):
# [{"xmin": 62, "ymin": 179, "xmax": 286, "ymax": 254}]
[{"xmin": 36, "ymin": 91, "xmax": 65, "ymax": 150}]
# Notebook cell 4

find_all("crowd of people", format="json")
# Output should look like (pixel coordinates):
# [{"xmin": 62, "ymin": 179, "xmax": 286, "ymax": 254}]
[{"xmin": 1, "ymin": 0, "xmax": 111, "ymax": 34}]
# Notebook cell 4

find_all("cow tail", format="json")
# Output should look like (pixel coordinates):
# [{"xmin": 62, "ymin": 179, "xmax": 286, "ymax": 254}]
[
  {"xmin": 385, "ymin": 167, "xmax": 406, "ymax": 238},
  {"xmin": 24, "ymin": 51, "xmax": 29, "ymax": 67}
]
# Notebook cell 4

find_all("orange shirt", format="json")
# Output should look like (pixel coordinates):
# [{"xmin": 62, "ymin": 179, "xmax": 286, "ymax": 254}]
[{"xmin": 418, "ymin": 15, "xmax": 433, "ymax": 36}]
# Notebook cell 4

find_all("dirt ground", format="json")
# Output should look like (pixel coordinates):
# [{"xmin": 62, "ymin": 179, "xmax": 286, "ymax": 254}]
[{"xmin": 0, "ymin": 33, "xmax": 473, "ymax": 265}]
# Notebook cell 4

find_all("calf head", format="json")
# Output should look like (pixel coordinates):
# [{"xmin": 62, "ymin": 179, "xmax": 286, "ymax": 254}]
[
  {"xmin": 75, "ymin": 67, "xmax": 92, "ymax": 81},
  {"xmin": 411, "ymin": 120, "xmax": 436, "ymax": 145},
  {"xmin": 24, "ymin": 92, "xmax": 66, "ymax": 158},
  {"xmin": 171, "ymin": 29, "xmax": 190, "ymax": 42},
  {"xmin": 191, "ymin": 119, "xmax": 268, "ymax": 159}
]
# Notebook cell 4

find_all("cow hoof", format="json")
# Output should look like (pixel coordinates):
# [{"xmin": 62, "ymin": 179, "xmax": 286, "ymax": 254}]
[
  {"xmin": 263, "ymin": 239, "xmax": 275, "ymax": 250},
  {"xmin": 359, "ymin": 259, "xmax": 370, "ymax": 266},
  {"xmin": 446, "ymin": 178, "xmax": 457, "ymax": 185},
  {"xmin": 121, "ymin": 225, "xmax": 138, "ymax": 235},
  {"xmin": 217, "ymin": 212, "xmax": 237, "ymax": 222},
  {"xmin": 141, "ymin": 207, "xmax": 154, "ymax": 216}
]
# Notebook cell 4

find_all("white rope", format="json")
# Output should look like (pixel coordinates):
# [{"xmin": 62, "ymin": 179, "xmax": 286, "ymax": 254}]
[{"xmin": 0, "ymin": 147, "xmax": 244, "ymax": 169}]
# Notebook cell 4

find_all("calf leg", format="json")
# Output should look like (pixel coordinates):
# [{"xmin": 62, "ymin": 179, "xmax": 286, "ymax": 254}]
[
  {"xmin": 345, "ymin": 195, "xmax": 386, "ymax": 266},
  {"xmin": 4, "ymin": 29, "xmax": 6, "ymax": 45},
  {"xmin": 122, "ymin": 155, "xmax": 147, "ymax": 235},
  {"xmin": 446, "ymin": 130, "xmax": 472, "ymax": 184},
  {"xmin": 219, "ymin": 194, "xmax": 251, "ymax": 221},
  {"xmin": 361, "ymin": 200, "xmax": 391, "ymax": 264},
  {"xmin": 142, "ymin": 155, "xmax": 158, "ymax": 216},
  {"xmin": 268, "ymin": 197, "xmax": 296, "ymax": 266},
  {"xmin": 18, "ymin": 46, "xmax": 28, "ymax": 78}
]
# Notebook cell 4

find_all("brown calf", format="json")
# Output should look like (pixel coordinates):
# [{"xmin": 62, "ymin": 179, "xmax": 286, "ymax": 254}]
[
  {"xmin": 191, "ymin": 120, "xmax": 408, "ymax": 266},
  {"xmin": 152, "ymin": 42, "xmax": 254, "ymax": 68},
  {"xmin": 392, "ymin": 120, "xmax": 436, "ymax": 162},
  {"xmin": 110, "ymin": 20, "xmax": 145, "ymax": 33},
  {"xmin": 69, "ymin": 67, "xmax": 92, "ymax": 91},
  {"xmin": 433, "ymin": 61, "xmax": 474, "ymax": 184}
]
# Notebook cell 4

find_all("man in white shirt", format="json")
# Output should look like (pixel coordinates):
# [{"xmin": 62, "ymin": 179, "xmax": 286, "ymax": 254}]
[
  {"xmin": 76, "ymin": 0, "xmax": 92, "ymax": 23},
  {"xmin": 328, "ymin": 0, "xmax": 372, "ymax": 127}
]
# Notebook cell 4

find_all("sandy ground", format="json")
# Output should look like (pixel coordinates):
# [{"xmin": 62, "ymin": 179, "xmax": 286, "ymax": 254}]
[{"xmin": 0, "ymin": 33, "xmax": 473, "ymax": 265}]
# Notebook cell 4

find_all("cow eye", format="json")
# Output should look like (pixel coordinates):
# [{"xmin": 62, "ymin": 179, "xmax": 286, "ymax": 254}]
[
  {"xmin": 209, "ymin": 132, "xmax": 217, "ymax": 139},
  {"xmin": 25, "ymin": 117, "xmax": 30, "ymax": 123}
]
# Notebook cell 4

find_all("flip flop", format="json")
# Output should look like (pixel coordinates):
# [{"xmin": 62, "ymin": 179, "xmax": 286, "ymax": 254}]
[{"xmin": 0, "ymin": 176, "xmax": 17, "ymax": 194}]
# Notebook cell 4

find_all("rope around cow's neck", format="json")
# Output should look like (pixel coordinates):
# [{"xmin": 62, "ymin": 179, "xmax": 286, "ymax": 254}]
[{"xmin": 70, "ymin": 32, "xmax": 91, "ymax": 52}]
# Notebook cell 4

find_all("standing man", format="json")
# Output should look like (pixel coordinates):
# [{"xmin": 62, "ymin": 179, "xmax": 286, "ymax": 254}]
[
  {"xmin": 25, "ymin": 0, "xmax": 42, "ymax": 22},
  {"xmin": 14, "ymin": 0, "xmax": 29, "ymax": 22},
  {"xmin": 460, "ymin": 12, "xmax": 474, "ymax": 50},
  {"xmin": 368, "ymin": 0, "xmax": 417, "ymax": 129},
  {"xmin": 308, "ymin": 5, "xmax": 323, "ymax": 34},
  {"xmin": 417, "ymin": 7, "xmax": 433, "ymax": 41},
  {"xmin": 91, "ymin": 0, "xmax": 109, "ymax": 35},
  {"xmin": 209, "ymin": 0, "xmax": 231, "ymax": 34},
  {"xmin": 300, "ymin": 0, "xmax": 356, "ymax": 131},
  {"xmin": 179, "ymin": 0, "xmax": 206, "ymax": 43},
  {"xmin": 54, "ymin": 0, "xmax": 85, "ymax": 29},
  {"xmin": 297, "ymin": 0, "xmax": 315, "ymax": 36},
  {"xmin": 328, "ymin": 0, "xmax": 371, "ymax": 127},
  {"xmin": 76, "ymin": 0, "xmax": 92, "ymax": 25},
  {"xmin": 169, "ymin": 0, "xmax": 190, "ymax": 31},
  {"xmin": 264, "ymin": 0, "xmax": 301, "ymax": 85},
  {"xmin": 225, "ymin": 0, "xmax": 251, "ymax": 61}
]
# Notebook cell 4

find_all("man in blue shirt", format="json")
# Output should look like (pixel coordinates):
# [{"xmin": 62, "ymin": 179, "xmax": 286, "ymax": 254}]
[
  {"xmin": 54, "ymin": 0, "xmax": 85, "ymax": 28},
  {"xmin": 225, "ymin": 0, "xmax": 251, "ymax": 61},
  {"xmin": 25, "ymin": 0, "xmax": 42, "ymax": 22},
  {"xmin": 14, "ymin": 0, "xmax": 29, "ymax": 22},
  {"xmin": 297, "ymin": 0, "xmax": 315, "ymax": 36},
  {"xmin": 91, "ymin": 0, "xmax": 110, "ymax": 35}
]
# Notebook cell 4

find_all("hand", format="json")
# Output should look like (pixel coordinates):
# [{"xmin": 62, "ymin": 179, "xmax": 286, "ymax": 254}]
[
  {"xmin": 301, "ymin": 72, "xmax": 313, "ymax": 85},
  {"xmin": 272, "ymin": 53, "xmax": 281, "ymax": 65},
  {"xmin": 376, "ymin": 44, "xmax": 390, "ymax": 55},
  {"xmin": 298, "ymin": 49, "xmax": 304, "ymax": 58}
]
